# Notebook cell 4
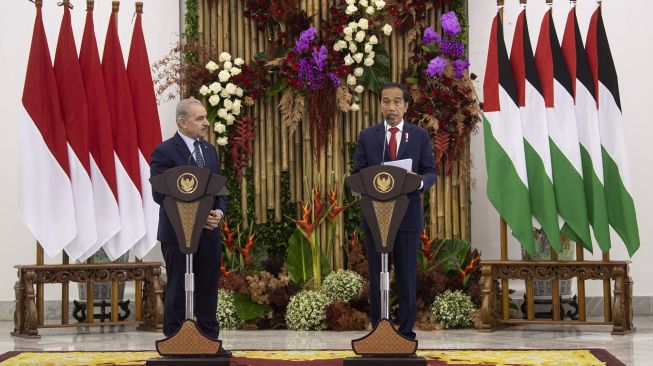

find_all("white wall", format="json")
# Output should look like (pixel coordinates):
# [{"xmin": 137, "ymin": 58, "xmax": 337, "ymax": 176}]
[
  {"xmin": 469, "ymin": 0, "xmax": 653, "ymax": 295},
  {"xmin": 0, "ymin": 1, "xmax": 180, "ymax": 301}
]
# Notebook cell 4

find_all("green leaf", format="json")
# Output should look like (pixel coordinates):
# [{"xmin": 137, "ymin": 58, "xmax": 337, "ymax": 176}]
[
  {"xmin": 405, "ymin": 77, "xmax": 419, "ymax": 85},
  {"xmin": 232, "ymin": 292, "xmax": 271, "ymax": 321},
  {"xmin": 434, "ymin": 239, "xmax": 471, "ymax": 273},
  {"xmin": 320, "ymin": 252, "xmax": 331, "ymax": 278},
  {"xmin": 284, "ymin": 228, "xmax": 313, "ymax": 284},
  {"xmin": 267, "ymin": 78, "xmax": 287, "ymax": 98},
  {"xmin": 362, "ymin": 44, "xmax": 391, "ymax": 95}
]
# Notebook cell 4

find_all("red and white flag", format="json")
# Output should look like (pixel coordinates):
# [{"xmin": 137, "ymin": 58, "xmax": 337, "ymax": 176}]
[
  {"xmin": 102, "ymin": 5, "xmax": 146, "ymax": 260},
  {"xmin": 78, "ymin": 1, "xmax": 121, "ymax": 260},
  {"xmin": 18, "ymin": 3, "xmax": 77, "ymax": 257},
  {"xmin": 54, "ymin": 4, "xmax": 98, "ymax": 261},
  {"xmin": 128, "ymin": 4, "xmax": 162, "ymax": 259}
]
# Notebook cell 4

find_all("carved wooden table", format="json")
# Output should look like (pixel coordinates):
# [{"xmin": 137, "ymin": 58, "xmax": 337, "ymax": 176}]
[
  {"xmin": 479, "ymin": 260, "xmax": 633, "ymax": 335},
  {"xmin": 13, "ymin": 263, "xmax": 164, "ymax": 338}
]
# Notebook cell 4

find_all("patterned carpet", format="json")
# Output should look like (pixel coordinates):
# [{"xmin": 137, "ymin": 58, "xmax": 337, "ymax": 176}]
[{"xmin": 0, "ymin": 349, "xmax": 626, "ymax": 366}]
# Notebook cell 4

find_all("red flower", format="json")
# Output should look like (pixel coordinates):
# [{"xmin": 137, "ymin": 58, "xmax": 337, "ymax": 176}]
[
  {"xmin": 418, "ymin": 229, "xmax": 436, "ymax": 261},
  {"xmin": 327, "ymin": 186, "xmax": 347, "ymax": 222},
  {"xmin": 237, "ymin": 233, "xmax": 257, "ymax": 266},
  {"xmin": 220, "ymin": 257, "xmax": 235, "ymax": 278},
  {"xmin": 295, "ymin": 202, "xmax": 318, "ymax": 238},
  {"xmin": 222, "ymin": 221, "xmax": 237, "ymax": 253}
]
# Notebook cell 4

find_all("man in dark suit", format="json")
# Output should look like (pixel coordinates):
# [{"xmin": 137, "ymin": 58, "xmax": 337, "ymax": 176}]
[
  {"xmin": 353, "ymin": 82, "xmax": 437, "ymax": 339},
  {"xmin": 150, "ymin": 98, "xmax": 227, "ymax": 341}
]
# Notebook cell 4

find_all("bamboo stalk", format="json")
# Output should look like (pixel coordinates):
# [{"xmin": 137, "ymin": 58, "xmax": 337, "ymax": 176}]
[
  {"xmin": 274, "ymin": 90, "xmax": 282, "ymax": 221},
  {"xmin": 229, "ymin": 0, "xmax": 236, "ymax": 52},
  {"xmin": 210, "ymin": 0, "xmax": 218, "ymax": 52},
  {"xmin": 266, "ymin": 94, "xmax": 274, "ymax": 211},
  {"xmin": 444, "ymin": 166, "xmax": 452, "ymax": 237},
  {"xmin": 429, "ymin": 184, "xmax": 436, "ymax": 239},
  {"xmin": 253, "ymin": 102, "xmax": 261, "ymax": 223},
  {"xmin": 260, "ymin": 103, "xmax": 268, "ymax": 222},
  {"xmin": 244, "ymin": 8, "xmax": 251, "ymax": 64},
  {"xmin": 460, "ymin": 146, "xmax": 469, "ymax": 240},
  {"xmin": 295, "ymin": 123, "xmax": 303, "ymax": 203},
  {"xmin": 237, "ymin": 0, "xmax": 244, "ymax": 59},
  {"xmin": 452, "ymin": 162, "xmax": 460, "ymax": 238},
  {"xmin": 436, "ymin": 163, "xmax": 445, "ymax": 236},
  {"xmin": 391, "ymin": 29, "xmax": 398, "ymax": 82}
]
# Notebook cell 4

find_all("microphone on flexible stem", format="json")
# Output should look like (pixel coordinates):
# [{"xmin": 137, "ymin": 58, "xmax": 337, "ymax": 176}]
[{"xmin": 381, "ymin": 122, "xmax": 388, "ymax": 166}]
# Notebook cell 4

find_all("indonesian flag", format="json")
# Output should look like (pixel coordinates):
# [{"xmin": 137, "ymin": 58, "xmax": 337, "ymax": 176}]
[
  {"xmin": 483, "ymin": 13, "xmax": 536, "ymax": 256},
  {"xmin": 102, "ymin": 5, "xmax": 146, "ymax": 260},
  {"xmin": 53, "ymin": 4, "xmax": 98, "ymax": 261},
  {"xmin": 18, "ymin": 4, "xmax": 77, "ymax": 257},
  {"xmin": 128, "ymin": 4, "xmax": 162, "ymax": 259},
  {"xmin": 561, "ymin": 6, "xmax": 611, "ymax": 253},
  {"xmin": 535, "ymin": 9, "xmax": 592, "ymax": 251},
  {"xmin": 586, "ymin": 5, "xmax": 640, "ymax": 256},
  {"xmin": 509, "ymin": 9, "xmax": 562, "ymax": 252},
  {"xmin": 78, "ymin": 1, "xmax": 121, "ymax": 260}
]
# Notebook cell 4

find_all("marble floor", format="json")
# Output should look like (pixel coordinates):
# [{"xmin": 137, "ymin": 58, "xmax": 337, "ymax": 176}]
[{"xmin": 1, "ymin": 318, "xmax": 651, "ymax": 365}]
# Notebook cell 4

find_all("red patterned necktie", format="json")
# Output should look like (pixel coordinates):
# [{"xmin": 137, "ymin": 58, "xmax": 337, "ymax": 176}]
[{"xmin": 389, "ymin": 127, "xmax": 399, "ymax": 160}]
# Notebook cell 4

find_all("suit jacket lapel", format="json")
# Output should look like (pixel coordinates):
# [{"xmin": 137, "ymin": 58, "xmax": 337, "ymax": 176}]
[
  {"xmin": 396, "ymin": 123, "xmax": 412, "ymax": 160},
  {"xmin": 173, "ymin": 132, "xmax": 196, "ymax": 166}
]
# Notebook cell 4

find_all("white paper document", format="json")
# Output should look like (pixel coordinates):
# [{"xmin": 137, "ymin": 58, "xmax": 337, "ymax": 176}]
[{"xmin": 382, "ymin": 158, "xmax": 413, "ymax": 173}]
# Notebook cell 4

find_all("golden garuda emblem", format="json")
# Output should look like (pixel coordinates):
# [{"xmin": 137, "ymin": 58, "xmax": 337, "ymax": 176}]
[
  {"xmin": 373, "ymin": 172, "xmax": 394, "ymax": 194},
  {"xmin": 177, "ymin": 173, "xmax": 198, "ymax": 194}
]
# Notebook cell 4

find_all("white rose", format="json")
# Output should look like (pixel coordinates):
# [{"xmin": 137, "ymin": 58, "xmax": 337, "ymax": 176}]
[
  {"xmin": 355, "ymin": 30, "xmax": 366, "ymax": 43},
  {"xmin": 233, "ymin": 99, "xmax": 242, "ymax": 109},
  {"xmin": 230, "ymin": 67, "xmax": 241, "ymax": 76},
  {"xmin": 346, "ymin": 0, "xmax": 355, "ymax": 4},
  {"xmin": 354, "ymin": 85, "xmax": 364, "ymax": 93},
  {"xmin": 337, "ymin": 40, "xmax": 348, "ymax": 50},
  {"xmin": 225, "ymin": 83, "xmax": 237, "ymax": 95},
  {"xmin": 220, "ymin": 89, "xmax": 230, "ymax": 98},
  {"xmin": 343, "ymin": 27, "xmax": 353, "ymax": 36},
  {"xmin": 368, "ymin": 35, "xmax": 378, "ymax": 45},
  {"xmin": 225, "ymin": 114, "xmax": 236, "ymax": 125},
  {"xmin": 232, "ymin": 105, "xmax": 241, "ymax": 115},
  {"xmin": 364, "ymin": 43, "xmax": 373, "ymax": 53},
  {"xmin": 358, "ymin": 18, "xmax": 369, "ymax": 30},
  {"xmin": 375, "ymin": 0, "xmax": 385, "ymax": 9},
  {"xmin": 366, "ymin": 6, "xmax": 375, "ymax": 15},
  {"xmin": 345, "ymin": 4, "xmax": 357, "ymax": 14},
  {"xmin": 344, "ymin": 54, "xmax": 354, "ymax": 66},
  {"xmin": 223, "ymin": 99, "xmax": 234, "ymax": 110},
  {"xmin": 344, "ymin": 34, "xmax": 353, "ymax": 42},
  {"xmin": 234, "ymin": 57, "xmax": 244, "ymax": 66},
  {"xmin": 350, "ymin": 103, "xmax": 360, "ymax": 111},
  {"xmin": 353, "ymin": 53, "xmax": 364, "ymax": 63},
  {"xmin": 348, "ymin": 22, "xmax": 358, "ymax": 30},
  {"xmin": 216, "ymin": 136, "xmax": 228, "ymax": 146},
  {"xmin": 364, "ymin": 57, "xmax": 374, "ymax": 67},
  {"xmin": 219, "ymin": 52, "xmax": 231, "ymax": 62},
  {"xmin": 383, "ymin": 23, "xmax": 392, "ymax": 36},
  {"xmin": 354, "ymin": 67, "xmax": 364, "ymax": 77},
  {"xmin": 199, "ymin": 85, "xmax": 210, "ymax": 96},
  {"xmin": 218, "ymin": 70, "xmax": 231, "ymax": 82},
  {"xmin": 359, "ymin": 0, "xmax": 368, "ymax": 7},
  {"xmin": 208, "ymin": 94, "xmax": 221, "ymax": 106},
  {"xmin": 209, "ymin": 82, "xmax": 222, "ymax": 93},
  {"xmin": 217, "ymin": 108, "xmax": 228, "ymax": 118},
  {"xmin": 205, "ymin": 61, "xmax": 219, "ymax": 72},
  {"xmin": 367, "ymin": 51, "xmax": 375, "ymax": 59},
  {"xmin": 235, "ymin": 87, "xmax": 244, "ymax": 97},
  {"xmin": 223, "ymin": 61, "xmax": 232, "ymax": 70},
  {"xmin": 349, "ymin": 43, "xmax": 357, "ymax": 53},
  {"xmin": 347, "ymin": 74, "xmax": 357, "ymax": 86},
  {"xmin": 214, "ymin": 122, "xmax": 226, "ymax": 133},
  {"xmin": 333, "ymin": 42, "xmax": 343, "ymax": 52}
]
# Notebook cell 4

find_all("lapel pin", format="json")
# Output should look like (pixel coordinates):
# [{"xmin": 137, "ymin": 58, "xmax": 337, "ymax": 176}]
[{"xmin": 405, "ymin": 132, "xmax": 409, "ymax": 143}]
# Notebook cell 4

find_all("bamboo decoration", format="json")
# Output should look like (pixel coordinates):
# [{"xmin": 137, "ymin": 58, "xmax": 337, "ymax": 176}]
[{"xmin": 195, "ymin": 1, "xmax": 474, "ymax": 269}]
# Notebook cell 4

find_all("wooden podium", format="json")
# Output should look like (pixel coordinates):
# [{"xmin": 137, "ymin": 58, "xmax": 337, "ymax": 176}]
[
  {"xmin": 146, "ymin": 166, "xmax": 229, "ymax": 365},
  {"xmin": 344, "ymin": 165, "xmax": 426, "ymax": 365}
]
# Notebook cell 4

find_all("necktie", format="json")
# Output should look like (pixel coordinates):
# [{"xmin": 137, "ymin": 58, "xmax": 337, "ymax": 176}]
[
  {"xmin": 193, "ymin": 140, "xmax": 205, "ymax": 167},
  {"xmin": 389, "ymin": 127, "xmax": 399, "ymax": 161}
]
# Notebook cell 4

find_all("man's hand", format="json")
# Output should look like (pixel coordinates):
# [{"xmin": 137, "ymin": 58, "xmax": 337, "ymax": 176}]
[{"xmin": 204, "ymin": 210, "xmax": 223, "ymax": 230}]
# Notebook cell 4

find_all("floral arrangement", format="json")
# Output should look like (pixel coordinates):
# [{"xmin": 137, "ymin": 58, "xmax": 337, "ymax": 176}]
[
  {"xmin": 285, "ymin": 290, "xmax": 329, "ymax": 330},
  {"xmin": 221, "ymin": 221, "xmax": 259, "ymax": 277},
  {"xmin": 430, "ymin": 290, "xmax": 476, "ymax": 329},
  {"xmin": 216, "ymin": 289, "xmax": 244, "ymax": 330},
  {"xmin": 321, "ymin": 269, "xmax": 364, "ymax": 303},
  {"xmin": 404, "ymin": 11, "xmax": 481, "ymax": 174}
]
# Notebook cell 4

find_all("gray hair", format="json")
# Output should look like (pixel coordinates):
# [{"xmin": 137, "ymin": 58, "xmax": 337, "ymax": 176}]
[{"xmin": 176, "ymin": 98, "xmax": 202, "ymax": 125}]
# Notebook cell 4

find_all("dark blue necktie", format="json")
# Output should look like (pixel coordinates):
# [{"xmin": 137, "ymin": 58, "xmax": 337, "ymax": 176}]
[{"xmin": 193, "ymin": 140, "xmax": 205, "ymax": 167}]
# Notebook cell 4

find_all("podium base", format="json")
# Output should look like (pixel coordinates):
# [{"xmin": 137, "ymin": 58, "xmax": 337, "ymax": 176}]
[
  {"xmin": 145, "ymin": 357, "xmax": 231, "ymax": 366},
  {"xmin": 351, "ymin": 319, "xmax": 418, "ymax": 356},
  {"xmin": 343, "ymin": 356, "xmax": 427, "ymax": 366}
]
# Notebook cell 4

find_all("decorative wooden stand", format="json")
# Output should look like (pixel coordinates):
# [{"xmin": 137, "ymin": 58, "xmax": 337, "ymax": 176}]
[
  {"xmin": 478, "ymin": 260, "xmax": 634, "ymax": 335},
  {"xmin": 12, "ymin": 262, "xmax": 164, "ymax": 338}
]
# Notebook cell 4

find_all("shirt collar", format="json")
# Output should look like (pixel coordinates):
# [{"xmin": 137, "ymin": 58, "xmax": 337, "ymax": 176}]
[
  {"xmin": 178, "ymin": 130, "xmax": 200, "ymax": 152},
  {"xmin": 384, "ymin": 120, "xmax": 404, "ymax": 132}
]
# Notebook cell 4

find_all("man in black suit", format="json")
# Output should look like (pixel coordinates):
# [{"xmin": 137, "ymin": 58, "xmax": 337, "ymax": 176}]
[
  {"xmin": 150, "ymin": 98, "xmax": 226, "ymax": 340},
  {"xmin": 353, "ymin": 83, "xmax": 437, "ymax": 339}
]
